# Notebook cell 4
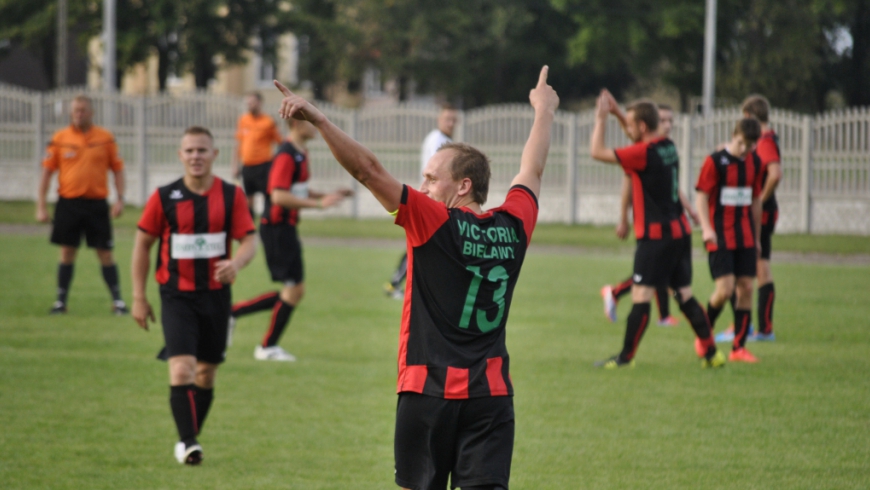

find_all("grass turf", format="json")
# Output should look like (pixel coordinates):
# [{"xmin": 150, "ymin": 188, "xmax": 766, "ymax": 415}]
[{"xmin": 1, "ymin": 223, "xmax": 869, "ymax": 489}]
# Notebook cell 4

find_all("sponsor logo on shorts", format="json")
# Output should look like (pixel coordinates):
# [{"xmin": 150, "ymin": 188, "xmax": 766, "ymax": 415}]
[
  {"xmin": 633, "ymin": 274, "xmax": 642, "ymax": 283},
  {"xmin": 171, "ymin": 232, "xmax": 227, "ymax": 259}
]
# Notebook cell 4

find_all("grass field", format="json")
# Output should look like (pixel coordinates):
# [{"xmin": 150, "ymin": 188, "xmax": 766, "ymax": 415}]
[{"xmin": 1, "ymin": 207, "xmax": 869, "ymax": 489}]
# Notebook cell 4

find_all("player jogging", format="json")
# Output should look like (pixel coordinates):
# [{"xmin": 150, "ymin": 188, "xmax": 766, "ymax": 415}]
[
  {"xmin": 275, "ymin": 65, "xmax": 557, "ymax": 490},
  {"xmin": 36, "ymin": 94, "xmax": 128, "ymax": 315},
  {"xmin": 230, "ymin": 117, "xmax": 350, "ymax": 361},
  {"xmin": 131, "ymin": 126, "xmax": 257, "ymax": 465},
  {"xmin": 590, "ymin": 89, "xmax": 724, "ymax": 369},
  {"xmin": 695, "ymin": 118, "xmax": 764, "ymax": 363},
  {"xmin": 232, "ymin": 91, "xmax": 283, "ymax": 216},
  {"xmin": 601, "ymin": 103, "xmax": 699, "ymax": 327},
  {"xmin": 384, "ymin": 104, "xmax": 459, "ymax": 300}
]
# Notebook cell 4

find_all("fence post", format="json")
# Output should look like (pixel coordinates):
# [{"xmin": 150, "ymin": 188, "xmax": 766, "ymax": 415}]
[
  {"xmin": 799, "ymin": 115, "xmax": 813, "ymax": 233},
  {"xmin": 566, "ymin": 113, "xmax": 578, "ymax": 224},
  {"xmin": 455, "ymin": 110, "xmax": 465, "ymax": 143},
  {"xmin": 348, "ymin": 109, "xmax": 359, "ymax": 219},
  {"xmin": 136, "ymin": 96, "xmax": 147, "ymax": 206},
  {"xmin": 33, "ymin": 92, "xmax": 44, "ymax": 195},
  {"xmin": 679, "ymin": 113, "xmax": 693, "ymax": 200}
]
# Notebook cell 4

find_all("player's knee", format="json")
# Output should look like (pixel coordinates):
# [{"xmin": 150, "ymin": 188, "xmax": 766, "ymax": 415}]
[
  {"xmin": 60, "ymin": 246, "xmax": 78, "ymax": 264},
  {"xmin": 168, "ymin": 356, "xmax": 197, "ymax": 385},
  {"xmin": 194, "ymin": 363, "xmax": 218, "ymax": 389},
  {"xmin": 280, "ymin": 284, "xmax": 304, "ymax": 305}
]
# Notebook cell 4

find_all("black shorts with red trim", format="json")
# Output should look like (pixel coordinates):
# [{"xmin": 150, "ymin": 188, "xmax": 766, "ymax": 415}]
[
  {"xmin": 708, "ymin": 247, "xmax": 757, "ymax": 279},
  {"xmin": 241, "ymin": 161, "xmax": 272, "ymax": 197},
  {"xmin": 632, "ymin": 236, "xmax": 692, "ymax": 289},
  {"xmin": 50, "ymin": 197, "xmax": 113, "ymax": 249},
  {"xmin": 160, "ymin": 286, "xmax": 231, "ymax": 364},
  {"xmin": 260, "ymin": 223, "xmax": 304, "ymax": 284},
  {"xmin": 760, "ymin": 209, "xmax": 778, "ymax": 260},
  {"xmin": 395, "ymin": 393, "xmax": 514, "ymax": 490}
]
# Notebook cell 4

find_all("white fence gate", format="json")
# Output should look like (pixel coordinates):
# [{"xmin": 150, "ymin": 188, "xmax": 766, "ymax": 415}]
[{"xmin": 1, "ymin": 85, "xmax": 868, "ymax": 235}]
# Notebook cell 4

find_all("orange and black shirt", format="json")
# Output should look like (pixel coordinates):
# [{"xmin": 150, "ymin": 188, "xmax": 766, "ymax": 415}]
[
  {"xmin": 138, "ymin": 177, "xmax": 255, "ymax": 292},
  {"xmin": 755, "ymin": 130, "xmax": 781, "ymax": 221},
  {"xmin": 235, "ymin": 113, "xmax": 282, "ymax": 166},
  {"xmin": 614, "ymin": 137, "xmax": 690, "ymax": 241},
  {"xmin": 696, "ymin": 149, "xmax": 764, "ymax": 251},
  {"xmin": 42, "ymin": 125, "xmax": 124, "ymax": 199},
  {"xmin": 262, "ymin": 141, "xmax": 310, "ymax": 227},
  {"xmin": 394, "ymin": 184, "xmax": 538, "ymax": 400}
]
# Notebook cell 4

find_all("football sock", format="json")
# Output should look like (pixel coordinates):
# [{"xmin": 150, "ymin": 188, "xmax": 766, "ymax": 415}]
[
  {"xmin": 262, "ymin": 300, "xmax": 295, "ymax": 347},
  {"xmin": 101, "ymin": 264, "xmax": 123, "ymax": 302},
  {"xmin": 757, "ymin": 283, "xmax": 775, "ymax": 335},
  {"xmin": 680, "ymin": 296, "xmax": 716, "ymax": 357},
  {"xmin": 390, "ymin": 254, "xmax": 408, "ymax": 288},
  {"xmin": 706, "ymin": 301, "xmax": 724, "ymax": 330},
  {"xmin": 57, "ymin": 263, "xmax": 74, "ymax": 305},
  {"xmin": 193, "ymin": 386, "xmax": 214, "ymax": 435},
  {"xmin": 733, "ymin": 309, "xmax": 752, "ymax": 349},
  {"xmin": 620, "ymin": 302, "xmax": 650, "ymax": 362},
  {"xmin": 170, "ymin": 384, "xmax": 198, "ymax": 445},
  {"xmin": 612, "ymin": 277, "xmax": 634, "ymax": 300},
  {"xmin": 655, "ymin": 286, "xmax": 671, "ymax": 319},
  {"xmin": 232, "ymin": 291, "xmax": 280, "ymax": 317}
]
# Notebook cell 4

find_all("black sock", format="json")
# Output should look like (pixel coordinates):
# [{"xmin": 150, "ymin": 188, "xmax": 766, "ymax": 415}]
[
  {"xmin": 706, "ymin": 301, "xmax": 724, "ymax": 330},
  {"xmin": 757, "ymin": 283, "xmax": 775, "ymax": 335},
  {"xmin": 612, "ymin": 277, "xmax": 634, "ymax": 300},
  {"xmin": 101, "ymin": 264, "xmax": 123, "ymax": 302},
  {"xmin": 733, "ymin": 309, "xmax": 752, "ymax": 349},
  {"xmin": 655, "ymin": 286, "xmax": 671, "ymax": 319},
  {"xmin": 57, "ymin": 263, "xmax": 74, "ymax": 304},
  {"xmin": 620, "ymin": 302, "xmax": 651, "ymax": 362},
  {"xmin": 232, "ymin": 291, "xmax": 280, "ymax": 317},
  {"xmin": 170, "ymin": 385, "xmax": 198, "ymax": 445},
  {"xmin": 262, "ymin": 300, "xmax": 295, "ymax": 347},
  {"xmin": 680, "ymin": 296, "xmax": 716, "ymax": 358},
  {"xmin": 193, "ymin": 386, "xmax": 214, "ymax": 435},
  {"xmin": 390, "ymin": 254, "xmax": 408, "ymax": 288}
]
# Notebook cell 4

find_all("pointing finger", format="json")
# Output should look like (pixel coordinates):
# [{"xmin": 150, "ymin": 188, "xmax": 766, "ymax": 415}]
[
  {"xmin": 274, "ymin": 79, "xmax": 293, "ymax": 97},
  {"xmin": 537, "ymin": 65, "xmax": 549, "ymax": 87}
]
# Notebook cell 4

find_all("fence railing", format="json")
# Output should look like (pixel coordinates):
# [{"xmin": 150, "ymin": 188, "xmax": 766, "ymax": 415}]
[{"xmin": 1, "ymin": 85, "xmax": 868, "ymax": 235}]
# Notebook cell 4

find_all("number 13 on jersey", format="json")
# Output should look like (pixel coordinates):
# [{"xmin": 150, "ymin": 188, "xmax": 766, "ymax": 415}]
[{"xmin": 459, "ymin": 265, "xmax": 509, "ymax": 333}]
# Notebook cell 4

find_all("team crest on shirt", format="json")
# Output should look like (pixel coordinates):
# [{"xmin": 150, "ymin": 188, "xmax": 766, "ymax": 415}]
[
  {"xmin": 295, "ymin": 154, "xmax": 304, "ymax": 162},
  {"xmin": 169, "ymin": 189, "xmax": 184, "ymax": 199},
  {"xmin": 720, "ymin": 156, "xmax": 730, "ymax": 165}
]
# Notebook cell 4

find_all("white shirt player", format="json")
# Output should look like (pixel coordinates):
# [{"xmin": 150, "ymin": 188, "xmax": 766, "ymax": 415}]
[{"xmin": 420, "ymin": 129, "xmax": 453, "ymax": 176}]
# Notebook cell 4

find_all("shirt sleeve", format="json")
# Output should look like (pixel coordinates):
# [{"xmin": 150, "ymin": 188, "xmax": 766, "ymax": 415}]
[
  {"xmin": 695, "ymin": 156, "xmax": 718, "ymax": 194},
  {"xmin": 42, "ymin": 136, "xmax": 60, "ymax": 171},
  {"xmin": 108, "ymin": 138, "xmax": 124, "ymax": 171},
  {"xmin": 231, "ymin": 186, "xmax": 256, "ymax": 239},
  {"xmin": 755, "ymin": 138, "xmax": 780, "ymax": 167},
  {"xmin": 267, "ymin": 153, "xmax": 295, "ymax": 193},
  {"xmin": 395, "ymin": 185, "xmax": 450, "ymax": 248},
  {"xmin": 497, "ymin": 185, "xmax": 539, "ymax": 246},
  {"xmin": 752, "ymin": 153, "xmax": 764, "ymax": 197},
  {"xmin": 614, "ymin": 142, "xmax": 648, "ymax": 172},
  {"xmin": 137, "ymin": 191, "xmax": 165, "ymax": 236},
  {"xmin": 235, "ymin": 117, "xmax": 245, "ymax": 143}
]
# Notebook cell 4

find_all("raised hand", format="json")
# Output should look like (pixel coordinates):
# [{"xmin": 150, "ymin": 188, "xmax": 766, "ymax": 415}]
[
  {"xmin": 529, "ymin": 66, "xmax": 559, "ymax": 114},
  {"xmin": 274, "ymin": 80, "xmax": 326, "ymax": 125}
]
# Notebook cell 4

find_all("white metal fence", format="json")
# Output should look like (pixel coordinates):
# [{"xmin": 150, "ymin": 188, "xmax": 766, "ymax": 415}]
[{"xmin": 1, "ymin": 85, "xmax": 869, "ymax": 235}]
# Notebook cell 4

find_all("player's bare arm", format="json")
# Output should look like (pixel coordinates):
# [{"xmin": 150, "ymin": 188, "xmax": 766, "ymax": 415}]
[
  {"xmin": 752, "ymin": 196, "xmax": 763, "ymax": 256},
  {"xmin": 510, "ymin": 66, "xmax": 559, "ymax": 198},
  {"xmin": 111, "ymin": 169, "xmax": 126, "ymax": 218},
  {"xmin": 616, "ymin": 175, "xmax": 631, "ymax": 240},
  {"xmin": 36, "ymin": 167, "xmax": 54, "ymax": 223},
  {"xmin": 695, "ymin": 190, "xmax": 716, "ymax": 245},
  {"xmin": 760, "ymin": 161, "xmax": 782, "ymax": 203},
  {"xmin": 214, "ymin": 233, "xmax": 257, "ymax": 285},
  {"xmin": 131, "ymin": 230, "xmax": 158, "ymax": 330},
  {"xmin": 590, "ymin": 91, "xmax": 619, "ymax": 163},
  {"xmin": 603, "ymin": 89, "xmax": 631, "ymax": 140},
  {"xmin": 274, "ymin": 80, "xmax": 403, "ymax": 212},
  {"xmin": 271, "ymin": 188, "xmax": 345, "ymax": 210},
  {"xmin": 679, "ymin": 190, "xmax": 700, "ymax": 224}
]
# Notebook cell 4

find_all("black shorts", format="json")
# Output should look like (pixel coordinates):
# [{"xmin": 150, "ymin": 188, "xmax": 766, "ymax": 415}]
[
  {"xmin": 260, "ymin": 224, "xmax": 304, "ymax": 284},
  {"xmin": 241, "ymin": 161, "xmax": 272, "ymax": 197},
  {"xmin": 394, "ymin": 393, "xmax": 514, "ymax": 490},
  {"xmin": 160, "ymin": 287, "xmax": 232, "ymax": 364},
  {"xmin": 50, "ymin": 197, "xmax": 113, "ymax": 249},
  {"xmin": 708, "ymin": 248, "xmax": 757, "ymax": 279},
  {"xmin": 760, "ymin": 209, "xmax": 778, "ymax": 260},
  {"xmin": 632, "ymin": 236, "xmax": 692, "ymax": 289}
]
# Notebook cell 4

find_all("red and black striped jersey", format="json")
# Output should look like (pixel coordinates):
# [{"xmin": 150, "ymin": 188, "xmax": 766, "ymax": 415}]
[
  {"xmin": 394, "ymin": 184, "xmax": 538, "ymax": 400},
  {"xmin": 138, "ymin": 177, "xmax": 255, "ymax": 291},
  {"xmin": 696, "ymin": 149, "xmax": 764, "ymax": 251},
  {"xmin": 756, "ymin": 130, "xmax": 780, "ymax": 216},
  {"xmin": 262, "ymin": 141, "xmax": 310, "ymax": 226},
  {"xmin": 614, "ymin": 137, "xmax": 691, "ymax": 241}
]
